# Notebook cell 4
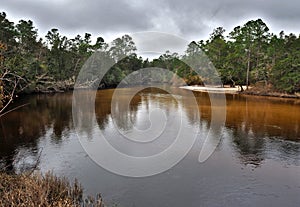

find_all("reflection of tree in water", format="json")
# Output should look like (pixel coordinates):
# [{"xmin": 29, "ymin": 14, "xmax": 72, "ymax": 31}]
[
  {"xmin": 139, "ymin": 87, "xmax": 179, "ymax": 119},
  {"xmin": 184, "ymin": 91, "xmax": 300, "ymax": 167},
  {"xmin": 226, "ymin": 94, "xmax": 300, "ymax": 140},
  {"xmin": 225, "ymin": 94, "xmax": 300, "ymax": 167},
  {"xmin": 95, "ymin": 87, "xmax": 180, "ymax": 132},
  {"xmin": 224, "ymin": 95, "xmax": 265, "ymax": 166},
  {"xmin": 111, "ymin": 91, "xmax": 140, "ymax": 131},
  {"xmin": 95, "ymin": 89, "xmax": 113, "ymax": 130},
  {"xmin": 191, "ymin": 91, "xmax": 211, "ymax": 125},
  {"xmin": 48, "ymin": 94, "xmax": 73, "ymax": 142},
  {"xmin": 232, "ymin": 126, "xmax": 265, "ymax": 167},
  {"xmin": 95, "ymin": 89, "xmax": 140, "ymax": 131},
  {"xmin": 2, "ymin": 89, "xmax": 299, "ymax": 172},
  {"xmin": 0, "ymin": 93, "xmax": 73, "ymax": 173}
]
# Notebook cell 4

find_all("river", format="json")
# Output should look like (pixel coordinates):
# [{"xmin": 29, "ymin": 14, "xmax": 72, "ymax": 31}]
[{"xmin": 0, "ymin": 87, "xmax": 299, "ymax": 206}]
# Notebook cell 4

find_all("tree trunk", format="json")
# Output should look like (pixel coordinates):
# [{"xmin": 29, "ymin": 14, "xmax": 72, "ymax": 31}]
[
  {"xmin": 230, "ymin": 78, "xmax": 236, "ymax": 87},
  {"xmin": 246, "ymin": 49, "xmax": 251, "ymax": 90},
  {"xmin": 239, "ymin": 84, "xmax": 244, "ymax": 92}
]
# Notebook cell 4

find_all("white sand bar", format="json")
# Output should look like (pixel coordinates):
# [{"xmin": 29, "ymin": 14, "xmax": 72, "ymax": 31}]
[{"xmin": 180, "ymin": 85, "xmax": 245, "ymax": 94}]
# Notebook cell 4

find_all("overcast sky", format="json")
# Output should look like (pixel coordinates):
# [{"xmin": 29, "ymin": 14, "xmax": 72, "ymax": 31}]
[{"xmin": 2, "ymin": 0, "xmax": 300, "ymax": 43}]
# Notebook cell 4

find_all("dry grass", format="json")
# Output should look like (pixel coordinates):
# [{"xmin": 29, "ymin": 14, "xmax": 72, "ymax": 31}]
[{"xmin": 0, "ymin": 172, "xmax": 104, "ymax": 207}]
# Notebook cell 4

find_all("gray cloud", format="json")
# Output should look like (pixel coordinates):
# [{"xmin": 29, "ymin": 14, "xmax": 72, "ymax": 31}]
[{"xmin": 2, "ymin": 0, "xmax": 300, "ymax": 41}]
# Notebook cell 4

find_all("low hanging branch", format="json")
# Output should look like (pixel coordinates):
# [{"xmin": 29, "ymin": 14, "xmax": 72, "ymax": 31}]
[
  {"xmin": 0, "ymin": 68, "xmax": 30, "ymax": 116},
  {"xmin": 0, "ymin": 78, "xmax": 18, "ymax": 113},
  {"xmin": 0, "ymin": 40, "xmax": 32, "ymax": 116}
]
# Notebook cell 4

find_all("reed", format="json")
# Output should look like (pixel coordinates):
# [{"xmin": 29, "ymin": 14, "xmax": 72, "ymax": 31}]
[{"xmin": 0, "ymin": 171, "xmax": 104, "ymax": 207}]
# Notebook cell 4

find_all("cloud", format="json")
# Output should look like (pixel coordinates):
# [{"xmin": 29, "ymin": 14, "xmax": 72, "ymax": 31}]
[{"xmin": 2, "ymin": 0, "xmax": 300, "ymax": 41}]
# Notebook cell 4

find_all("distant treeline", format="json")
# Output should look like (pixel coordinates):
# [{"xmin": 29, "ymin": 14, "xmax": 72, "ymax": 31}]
[{"xmin": 0, "ymin": 12, "xmax": 300, "ymax": 109}]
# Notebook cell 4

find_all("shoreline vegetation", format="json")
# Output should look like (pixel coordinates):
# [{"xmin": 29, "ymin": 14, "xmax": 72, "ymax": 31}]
[
  {"xmin": 31, "ymin": 82, "xmax": 300, "ymax": 100},
  {"xmin": 0, "ymin": 171, "xmax": 104, "ymax": 207}
]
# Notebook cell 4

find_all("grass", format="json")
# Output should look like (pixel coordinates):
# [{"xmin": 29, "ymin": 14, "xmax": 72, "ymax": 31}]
[{"xmin": 0, "ymin": 171, "xmax": 104, "ymax": 207}]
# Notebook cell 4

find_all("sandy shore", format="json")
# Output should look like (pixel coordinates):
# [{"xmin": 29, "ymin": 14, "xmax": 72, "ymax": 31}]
[
  {"xmin": 180, "ymin": 85, "xmax": 300, "ymax": 99},
  {"xmin": 180, "ymin": 85, "xmax": 244, "ymax": 94}
]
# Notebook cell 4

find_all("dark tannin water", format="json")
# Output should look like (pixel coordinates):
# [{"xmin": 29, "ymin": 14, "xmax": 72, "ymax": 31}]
[{"xmin": 0, "ymin": 88, "xmax": 299, "ymax": 206}]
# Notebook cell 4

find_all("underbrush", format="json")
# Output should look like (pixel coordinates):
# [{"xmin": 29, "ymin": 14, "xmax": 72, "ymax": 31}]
[{"xmin": 0, "ymin": 171, "xmax": 104, "ymax": 207}]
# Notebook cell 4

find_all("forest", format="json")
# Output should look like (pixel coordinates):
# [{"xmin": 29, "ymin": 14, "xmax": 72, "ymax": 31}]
[{"xmin": 1, "ymin": 11, "xmax": 300, "ymax": 112}]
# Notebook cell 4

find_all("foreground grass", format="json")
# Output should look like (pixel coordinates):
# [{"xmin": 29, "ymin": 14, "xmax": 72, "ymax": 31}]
[{"xmin": 0, "ymin": 172, "xmax": 104, "ymax": 207}]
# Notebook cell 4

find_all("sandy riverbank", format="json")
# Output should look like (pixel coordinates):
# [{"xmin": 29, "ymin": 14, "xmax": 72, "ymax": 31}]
[
  {"xmin": 180, "ymin": 85, "xmax": 300, "ymax": 99},
  {"xmin": 180, "ymin": 85, "xmax": 245, "ymax": 94}
]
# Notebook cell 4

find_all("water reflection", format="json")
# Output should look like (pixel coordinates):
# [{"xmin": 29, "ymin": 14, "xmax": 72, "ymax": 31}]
[
  {"xmin": 90, "ymin": 88, "xmax": 299, "ymax": 168},
  {"xmin": 226, "ymin": 94, "xmax": 299, "ymax": 140},
  {"xmin": 93, "ymin": 87, "xmax": 198, "ymax": 158},
  {"xmin": 95, "ymin": 88, "xmax": 181, "ymax": 130},
  {"xmin": 224, "ymin": 94, "xmax": 300, "ymax": 166},
  {"xmin": 0, "ymin": 89, "xmax": 299, "ymax": 172},
  {"xmin": 0, "ymin": 93, "xmax": 73, "ymax": 172},
  {"xmin": 0, "ymin": 88, "xmax": 300, "ymax": 206}
]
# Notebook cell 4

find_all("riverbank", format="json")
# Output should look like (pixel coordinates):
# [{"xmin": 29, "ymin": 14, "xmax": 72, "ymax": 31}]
[
  {"xmin": 240, "ymin": 86, "xmax": 300, "ymax": 99},
  {"xmin": 24, "ymin": 83, "xmax": 300, "ymax": 100},
  {"xmin": 180, "ymin": 85, "xmax": 300, "ymax": 99},
  {"xmin": 30, "ymin": 78, "xmax": 75, "ymax": 93},
  {"xmin": 0, "ymin": 171, "xmax": 103, "ymax": 207},
  {"xmin": 180, "ymin": 85, "xmax": 244, "ymax": 94}
]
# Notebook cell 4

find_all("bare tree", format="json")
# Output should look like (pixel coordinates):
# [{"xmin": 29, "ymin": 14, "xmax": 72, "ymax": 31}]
[{"xmin": 0, "ymin": 68, "xmax": 29, "ymax": 117}]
